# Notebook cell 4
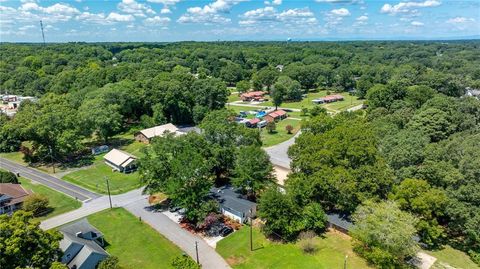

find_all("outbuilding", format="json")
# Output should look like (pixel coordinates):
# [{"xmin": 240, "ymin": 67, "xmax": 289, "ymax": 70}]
[
  {"xmin": 134, "ymin": 123, "xmax": 183, "ymax": 143},
  {"xmin": 103, "ymin": 149, "xmax": 137, "ymax": 173}
]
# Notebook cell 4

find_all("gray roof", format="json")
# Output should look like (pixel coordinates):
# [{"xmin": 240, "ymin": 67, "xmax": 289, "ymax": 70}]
[
  {"xmin": 211, "ymin": 186, "xmax": 256, "ymax": 217},
  {"xmin": 327, "ymin": 213, "xmax": 353, "ymax": 231},
  {"xmin": 60, "ymin": 219, "xmax": 108, "ymax": 269}
]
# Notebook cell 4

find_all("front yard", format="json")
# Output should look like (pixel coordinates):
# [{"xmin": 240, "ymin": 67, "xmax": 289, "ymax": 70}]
[
  {"xmin": 217, "ymin": 227, "xmax": 372, "ymax": 269},
  {"xmin": 426, "ymin": 245, "xmax": 479, "ymax": 269},
  {"xmin": 87, "ymin": 208, "xmax": 186, "ymax": 269},
  {"xmin": 260, "ymin": 119, "xmax": 301, "ymax": 147}
]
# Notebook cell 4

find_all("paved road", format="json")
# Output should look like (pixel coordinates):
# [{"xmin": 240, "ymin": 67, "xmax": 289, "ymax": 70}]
[
  {"xmin": 40, "ymin": 188, "xmax": 145, "ymax": 230},
  {"xmin": 125, "ymin": 199, "xmax": 232, "ymax": 269},
  {"xmin": 264, "ymin": 131, "xmax": 300, "ymax": 169},
  {"xmin": 0, "ymin": 157, "xmax": 100, "ymax": 202}
]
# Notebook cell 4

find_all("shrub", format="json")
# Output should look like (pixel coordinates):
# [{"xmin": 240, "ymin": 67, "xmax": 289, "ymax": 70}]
[
  {"xmin": 98, "ymin": 256, "xmax": 120, "ymax": 269},
  {"xmin": 299, "ymin": 231, "xmax": 318, "ymax": 254},
  {"xmin": 310, "ymin": 106, "xmax": 327, "ymax": 117},
  {"xmin": 171, "ymin": 254, "xmax": 200, "ymax": 269},
  {"xmin": 301, "ymin": 107, "xmax": 309, "ymax": 116},
  {"xmin": 0, "ymin": 171, "xmax": 18, "ymax": 183},
  {"xmin": 266, "ymin": 121, "xmax": 276, "ymax": 133},
  {"xmin": 285, "ymin": 125, "xmax": 293, "ymax": 134},
  {"xmin": 23, "ymin": 193, "xmax": 50, "ymax": 216}
]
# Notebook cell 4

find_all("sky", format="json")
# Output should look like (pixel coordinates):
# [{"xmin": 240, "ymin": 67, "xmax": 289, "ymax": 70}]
[{"xmin": 0, "ymin": 0, "xmax": 479, "ymax": 42}]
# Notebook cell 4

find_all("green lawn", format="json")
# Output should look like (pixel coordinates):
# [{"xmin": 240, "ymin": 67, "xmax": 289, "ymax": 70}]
[
  {"xmin": 18, "ymin": 177, "xmax": 82, "ymax": 220},
  {"xmin": 228, "ymin": 93, "xmax": 242, "ymax": 102},
  {"xmin": 86, "ymin": 208, "xmax": 186, "ymax": 269},
  {"xmin": 261, "ymin": 119, "xmax": 301, "ymax": 147},
  {"xmin": 217, "ymin": 227, "xmax": 372, "ymax": 269},
  {"xmin": 427, "ymin": 245, "xmax": 479, "ymax": 269}
]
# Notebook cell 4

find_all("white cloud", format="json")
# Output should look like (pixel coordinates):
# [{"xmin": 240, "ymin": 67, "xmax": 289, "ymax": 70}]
[
  {"xmin": 118, "ymin": 0, "xmax": 155, "ymax": 17},
  {"xmin": 76, "ymin": 12, "xmax": 108, "ymax": 24},
  {"xmin": 265, "ymin": 0, "xmax": 282, "ymax": 5},
  {"xmin": 356, "ymin": 15, "xmax": 368, "ymax": 21},
  {"xmin": 160, "ymin": 7, "xmax": 171, "ymax": 14},
  {"xmin": 19, "ymin": 24, "xmax": 35, "ymax": 31},
  {"xmin": 239, "ymin": 6, "xmax": 316, "ymax": 26},
  {"xmin": 381, "ymin": 0, "xmax": 441, "ymax": 15},
  {"xmin": 144, "ymin": 15, "xmax": 171, "ymax": 25},
  {"xmin": 411, "ymin": 21, "xmax": 424, "ymax": 26},
  {"xmin": 106, "ymin": 12, "xmax": 135, "ymax": 22},
  {"xmin": 330, "ymin": 8, "xmax": 350, "ymax": 16},
  {"xmin": 316, "ymin": 0, "xmax": 361, "ymax": 3},
  {"xmin": 446, "ymin": 17, "xmax": 475, "ymax": 24},
  {"xmin": 177, "ymin": 0, "xmax": 245, "ymax": 24},
  {"xmin": 146, "ymin": 0, "xmax": 181, "ymax": 5}
]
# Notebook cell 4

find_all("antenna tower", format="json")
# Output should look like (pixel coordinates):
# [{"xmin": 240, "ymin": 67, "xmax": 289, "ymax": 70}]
[{"xmin": 39, "ymin": 20, "xmax": 46, "ymax": 45}]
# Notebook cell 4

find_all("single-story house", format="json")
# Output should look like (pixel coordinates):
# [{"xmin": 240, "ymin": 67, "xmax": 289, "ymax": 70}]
[
  {"xmin": 59, "ymin": 219, "xmax": 109, "ymax": 269},
  {"xmin": 103, "ymin": 149, "xmax": 137, "ymax": 173},
  {"xmin": 134, "ymin": 123, "xmax": 184, "ymax": 143},
  {"xmin": 0, "ymin": 183, "xmax": 32, "ymax": 215},
  {"xmin": 240, "ymin": 91, "xmax": 267, "ymax": 102},
  {"xmin": 210, "ymin": 186, "xmax": 257, "ymax": 223},
  {"xmin": 245, "ymin": 118, "xmax": 260, "ymax": 128},
  {"xmin": 313, "ymin": 94, "xmax": 344, "ymax": 104},
  {"xmin": 264, "ymin": 109, "xmax": 287, "ymax": 122}
]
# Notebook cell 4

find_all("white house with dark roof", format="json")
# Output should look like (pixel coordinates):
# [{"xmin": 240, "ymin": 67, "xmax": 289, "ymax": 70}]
[
  {"xmin": 210, "ymin": 186, "xmax": 257, "ymax": 223},
  {"xmin": 59, "ymin": 219, "xmax": 108, "ymax": 269},
  {"xmin": 103, "ymin": 149, "xmax": 137, "ymax": 173}
]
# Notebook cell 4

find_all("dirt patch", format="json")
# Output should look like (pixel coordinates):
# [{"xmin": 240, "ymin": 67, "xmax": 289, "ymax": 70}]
[
  {"xmin": 273, "ymin": 165, "xmax": 290, "ymax": 185},
  {"xmin": 328, "ymin": 228, "xmax": 352, "ymax": 240},
  {"xmin": 226, "ymin": 255, "xmax": 246, "ymax": 266}
]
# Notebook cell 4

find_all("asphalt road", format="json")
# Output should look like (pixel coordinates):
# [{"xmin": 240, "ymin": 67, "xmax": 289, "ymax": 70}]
[
  {"xmin": 264, "ymin": 131, "xmax": 300, "ymax": 169},
  {"xmin": 125, "ymin": 199, "xmax": 232, "ymax": 269},
  {"xmin": 0, "ymin": 157, "xmax": 100, "ymax": 202}
]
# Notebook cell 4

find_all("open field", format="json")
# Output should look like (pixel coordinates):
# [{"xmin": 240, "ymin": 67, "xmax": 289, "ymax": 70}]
[
  {"xmin": 427, "ymin": 245, "xmax": 479, "ymax": 269},
  {"xmin": 18, "ymin": 176, "xmax": 82, "ymax": 220},
  {"xmin": 217, "ymin": 227, "xmax": 372, "ymax": 269},
  {"xmin": 87, "ymin": 208, "xmax": 185, "ymax": 269},
  {"xmin": 260, "ymin": 119, "xmax": 301, "ymax": 147}
]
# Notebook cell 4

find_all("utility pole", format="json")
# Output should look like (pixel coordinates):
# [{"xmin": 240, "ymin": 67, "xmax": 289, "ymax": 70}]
[
  {"xmin": 249, "ymin": 209, "xmax": 253, "ymax": 251},
  {"xmin": 48, "ymin": 145, "xmax": 55, "ymax": 174},
  {"xmin": 105, "ymin": 176, "xmax": 112, "ymax": 209},
  {"xmin": 39, "ymin": 20, "xmax": 45, "ymax": 45},
  {"xmin": 195, "ymin": 241, "xmax": 199, "ymax": 265}
]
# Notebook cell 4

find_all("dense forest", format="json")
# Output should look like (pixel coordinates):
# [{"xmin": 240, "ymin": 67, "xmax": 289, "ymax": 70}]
[{"xmin": 1, "ymin": 41, "xmax": 479, "ymax": 267}]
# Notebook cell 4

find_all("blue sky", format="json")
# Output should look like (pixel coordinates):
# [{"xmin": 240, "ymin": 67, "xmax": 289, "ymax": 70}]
[{"xmin": 0, "ymin": 0, "xmax": 479, "ymax": 42}]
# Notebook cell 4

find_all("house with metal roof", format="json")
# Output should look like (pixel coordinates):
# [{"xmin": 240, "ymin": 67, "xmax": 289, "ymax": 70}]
[
  {"xmin": 59, "ymin": 219, "xmax": 109, "ymax": 269},
  {"xmin": 210, "ymin": 186, "xmax": 257, "ymax": 223},
  {"xmin": 0, "ymin": 183, "xmax": 32, "ymax": 215},
  {"xmin": 326, "ymin": 213, "xmax": 353, "ymax": 234},
  {"xmin": 103, "ymin": 149, "xmax": 137, "ymax": 173},
  {"xmin": 134, "ymin": 123, "xmax": 184, "ymax": 143}
]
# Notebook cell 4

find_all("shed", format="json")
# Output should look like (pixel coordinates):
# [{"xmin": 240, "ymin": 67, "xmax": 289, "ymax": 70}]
[
  {"xmin": 134, "ymin": 123, "xmax": 183, "ymax": 143},
  {"xmin": 103, "ymin": 149, "xmax": 137, "ymax": 173},
  {"xmin": 210, "ymin": 186, "xmax": 257, "ymax": 223}
]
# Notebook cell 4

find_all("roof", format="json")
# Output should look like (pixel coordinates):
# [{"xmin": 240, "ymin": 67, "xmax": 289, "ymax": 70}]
[
  {"xmin": 327, "ymin": 213, "xmax": 353, "ymax": 231},
  {"xmin": 267, "ymin": 109, "xmax": 287, "ymax": 118},
  {"xmin": 248, "ymin": 118, "xmax": 260, "ymax": 124},
  {"xmin": 103, "ymin": 149, "xmax": 136, "ymax": 168},
  {"xmin": 241, "ymin": 91, "xmax": 265, "ymax": 98},
  {"xmin": 0, "ymin": 183, "xmax": 32, "ymax": 206},
  {"xmin": 211, "ymin": 186, "xmax": 256, "ymax": 216},
  {"xmin": 138, "ymin": 123, "xmax": 180, "ymax": 139}
]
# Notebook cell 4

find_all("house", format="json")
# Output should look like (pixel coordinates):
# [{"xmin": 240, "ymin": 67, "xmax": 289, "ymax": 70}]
[
  {"xmin": 240, "ymin": 91, "xmax": 267, "ymax": 102},
  {"xmin": 103, "ymin": 149, "xmax": 137, "ymax": 173},
  {"xmin": 313, "ymin": 94, "xmax": 344, "ymax": 104},
  {"xmin": 210, "ymin": 186, "xmax": 257, "ymax": 223},
  {"xmin": 264, "ymin": 109, "xmax": 287, "ymax": 122},
  {"xmin": 59, "ymin": 219, "xmax": 109, "ymax": 269},
  {"xmin": 326, "ymin": 213, "xmax": 353, "ymax": 234},
  {"xmin": 245, "ymin": 118, "xmax": 260, "ymax": 128},
  {"xmin": 0, "ymin": 183, "xmax": 32, "ymax": 215},
  {"xmin": 275, "ymin": 65, "xmax": 284, "ymax": 72},
  {"xmin": 134, "ymin": 123, "xmax": 183, "ymax": 143}
]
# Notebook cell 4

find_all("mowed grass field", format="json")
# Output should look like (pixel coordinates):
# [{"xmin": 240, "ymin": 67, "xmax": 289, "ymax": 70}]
[
  {"xmin": 217, "ymin": 227, "xmax": 372, "ymax": 269},
  {"xmin": 260, "ymin": 119, "xmax": 301, "ymax": 147},
  {"xmin": 427, "ymin": 245, "xmax": 480, "ymax": 269},
  {"xmin": 86, "ymin": 208, "xmax": 186, "ymax": 269},
  {"xmin": 18, "ymin": 176, "xmax": 82, "ymax": 220}
]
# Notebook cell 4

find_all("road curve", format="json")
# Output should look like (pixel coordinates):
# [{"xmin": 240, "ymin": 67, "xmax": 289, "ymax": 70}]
[
  {"xmin": 264, "ymin": 131, "xmax": 301, "ymax": 169},
  {"xmin": 0, "ymin": 157, "xmax": 100, "ymax": 202}
]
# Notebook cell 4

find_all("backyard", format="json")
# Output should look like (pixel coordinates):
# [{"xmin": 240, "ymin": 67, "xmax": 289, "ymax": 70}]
[
  {"xmin": 87, "ymin": 208, "xmax": 186, "ymax": 269},
  {"xmin": 217, "ymin": 227, "xmax": 372, "ymax": 269},
  {"xmin": 18, "ymin": 177, "xmax": 82, "ymax": 220}
]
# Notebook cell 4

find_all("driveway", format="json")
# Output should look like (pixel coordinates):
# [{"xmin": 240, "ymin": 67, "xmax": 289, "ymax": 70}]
[
  {"xmin": 0, "ymin": 157, "xmax": 100, "ymax": 202},
  {"xmin": 125, "ymin": 199, "xmax": 232, "ymax": 269},
  {"xmin": 264, "ymin": 131, "xmax": 300, "ymax": 169}
]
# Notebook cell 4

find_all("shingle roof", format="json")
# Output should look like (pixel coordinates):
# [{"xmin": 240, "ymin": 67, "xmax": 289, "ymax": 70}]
[
  {"xmin": 138, "ymin": 123, "xmax": 180, "ymax": 139},
  {"xmin": 103, "ymin": 149, "xmax": 136, "ymax": 168},
  {"xmin": 211, "ymin": 186, "xmax": 256, "ymax": 216},
  {"xmin": 326, "ymin": 213, "xmax": 353, "ymax": 231},
  {"xmin": 0, "ymin": 183, "xmax": 32, "ymax": 206}
]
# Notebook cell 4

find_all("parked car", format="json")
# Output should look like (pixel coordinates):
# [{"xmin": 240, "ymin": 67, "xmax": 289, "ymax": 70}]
[
  {"xmin": 257, "ymin": 120, "xmax": 267, "ymax": 128},
  {"xmin": 220, "ymin": 226, "xmax": 233, "ymax": 237}
]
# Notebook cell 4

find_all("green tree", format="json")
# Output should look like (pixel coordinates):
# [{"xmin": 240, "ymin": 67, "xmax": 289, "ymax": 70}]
[
  {"xmin": 235, "ymin": 80, "xmax": 251, "ymax": 94},
  {"xmin": 23, "ymin": 193, "xmax": 50, "ymax": 217},
  {"xmin": 97, "ymin": 256, "xmax": 120, "ymax": 269},
  {"xmin": 0, "ymin": 210, "xmax": 63, "ymax": 269},
  {"xmin": 256, "ymin": 67, "xmax": 278, "ymax": 90},
  {"xmin": 78, "ymin": 98, "xmax": 123, "ymax": 143},
  {"xmin": 0, "ymin": 170, "xmax": 18, "ymax": 183},
  {"xmin": 266, "ymin": 121, "xmax": 276, "ymax": 134},
  {"xmin": 233, "ymin": 145, "xmax": 274, "ymax": 197},
  {"xmin": 270, "ymin": 86, "xmax": 284, "ymax": 110},
  {"xmin": 171, "ymin": 255, "xmax": 200, "ymax": 269},
  {"xmin": 274, "ymin": 76, "xmax": 302, "ymax": 101},
  {"xmin": 351, "ymin": 200, "xmax": 418, "ymax": 268},
  {"xmin": 49, "ymin": 262, "xmax": 68, "ymax": 269}
]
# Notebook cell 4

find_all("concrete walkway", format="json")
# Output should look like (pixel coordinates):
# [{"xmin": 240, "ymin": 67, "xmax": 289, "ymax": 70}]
[{"xmin": 125, "ymin": 199, "xmax": 232, "ymax": 269}]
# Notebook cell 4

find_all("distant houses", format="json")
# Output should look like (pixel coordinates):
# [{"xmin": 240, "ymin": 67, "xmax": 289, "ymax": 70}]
[
  {"xmin": 134, "ymin": 123, "xmax": 183, "ymax": 144},
  {"xmin": 240, "ymin": 91, "xmax": 267, "ymax": 102},
  {"xmin": 264, "ymin": 109, "xmax": 287, "ymax": 122},
  {"xmin": 59, "ymin": 219, "xmax": 109, "ymax": 269},
  {"xmin": 0, "ymin": 183, "xmax": 32, "ymax": 215},
  {"xmin": 312, "ymin": 94, "xmax": 344, "ymax": 104},
  {"xmin": 0, "ymin": 94, "xmax": 37, "ymax": 117},
  {"xmin": 103, "ymin": 149, "xmax": 137, "ymax": 173}
]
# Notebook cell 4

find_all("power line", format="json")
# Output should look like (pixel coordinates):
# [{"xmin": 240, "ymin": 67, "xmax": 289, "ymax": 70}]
[{"xmin": 39, "ymin": 20, "xmax": 45, "ymax": 45}]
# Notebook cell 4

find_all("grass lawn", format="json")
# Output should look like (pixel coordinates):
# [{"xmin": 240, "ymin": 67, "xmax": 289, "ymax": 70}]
[
  {"xmin": 261, "ymin": 119, "xmax": 301, "ymax": 147},
  {"xmin": 217, "ymin": 227, "xmax": 372, "ymax": 269},
  {"xmin": 86, "ymin": 208, "xmax": 185, "ymax": 269},
  {"xmin": 17, "ymin": 177, "xmax": 82, "ymax": 220},
  {"xmin": 427, "ymin": 245, "xmax": 479, "ymax": 269},
  {"xmin": 228, "ymin": 93, "xmax": 242, "ymax": 103},
  {"xmin": 0, "ymin": 151, "xmax": 67, "ymax": 174}
]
